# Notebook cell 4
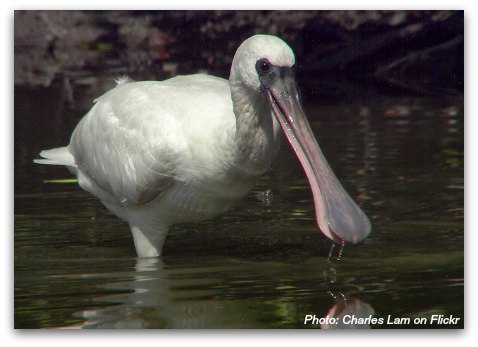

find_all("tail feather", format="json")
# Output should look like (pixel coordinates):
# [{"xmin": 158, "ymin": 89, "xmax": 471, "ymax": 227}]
[{"xmin": 34, "ymin": 147, "xmax": 76, "ymax": 167}]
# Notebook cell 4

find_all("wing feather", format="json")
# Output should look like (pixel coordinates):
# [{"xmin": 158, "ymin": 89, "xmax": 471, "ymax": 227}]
[{"xmin": 69, "ymin": 76, "xmax": 234, "ymax": 206}]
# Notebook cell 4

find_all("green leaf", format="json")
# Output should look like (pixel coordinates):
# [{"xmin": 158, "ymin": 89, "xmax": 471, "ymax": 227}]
[{"xmin": 43, "ymin": 178, "xmax": 78, "ymax": 184}]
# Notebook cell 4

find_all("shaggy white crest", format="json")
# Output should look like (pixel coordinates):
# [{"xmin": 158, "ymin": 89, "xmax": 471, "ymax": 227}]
[
  {"xmin": 114, "ymin": 75, "xmax": 134, "ymax": 86},
  {"xmin": 230, "ymin": 34, "xmax": 296, "ymax": 90}
]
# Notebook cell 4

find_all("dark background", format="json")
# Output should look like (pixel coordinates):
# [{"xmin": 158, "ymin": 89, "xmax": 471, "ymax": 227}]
[{"xmin": 14, "ymin": 10, "xmax": 463, "ymax": 100}]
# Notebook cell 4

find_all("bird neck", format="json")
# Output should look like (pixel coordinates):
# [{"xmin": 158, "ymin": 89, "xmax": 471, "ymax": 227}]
[{"xmin": 228, "ymin": 77, "xmax": 280, "ymax": 178}]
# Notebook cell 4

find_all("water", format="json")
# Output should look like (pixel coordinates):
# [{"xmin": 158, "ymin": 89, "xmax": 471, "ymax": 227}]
[{"xmin": 14, "ymin": 77, "xmax": 463, "ymax": 329}]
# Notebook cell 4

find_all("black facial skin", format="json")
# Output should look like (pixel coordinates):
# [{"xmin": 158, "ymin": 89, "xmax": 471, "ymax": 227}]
[{"xmin": 255, "ymin": 58, "xmax": 295, "ymax": 91}]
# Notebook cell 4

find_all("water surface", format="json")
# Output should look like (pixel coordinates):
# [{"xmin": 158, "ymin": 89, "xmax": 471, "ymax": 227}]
[{"xmin": 14, "ymin": 78, "xmax": 463, "ymax": 329}]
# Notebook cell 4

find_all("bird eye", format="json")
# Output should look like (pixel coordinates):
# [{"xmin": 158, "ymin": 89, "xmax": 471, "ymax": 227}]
[{"xmin": 256, "ymin": 59, "xmax": 272, "ymax": 75}]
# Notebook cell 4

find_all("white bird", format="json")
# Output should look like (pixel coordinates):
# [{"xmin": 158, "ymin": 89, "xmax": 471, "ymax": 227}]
[{"xmin": 35, "ymin": 34, "xmax": 371, "ymax": 257}]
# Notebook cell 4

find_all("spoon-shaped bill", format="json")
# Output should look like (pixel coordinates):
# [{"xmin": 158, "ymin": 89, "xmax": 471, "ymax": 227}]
[{"xmin": 265, "ymin": 71, "xmax": 371, "ymax": 244}]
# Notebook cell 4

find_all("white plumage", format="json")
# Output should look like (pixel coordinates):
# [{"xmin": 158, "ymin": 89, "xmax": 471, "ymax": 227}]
[{"xmin": 36, "ymin": 35, "xmax": 371, "ymax": 257}]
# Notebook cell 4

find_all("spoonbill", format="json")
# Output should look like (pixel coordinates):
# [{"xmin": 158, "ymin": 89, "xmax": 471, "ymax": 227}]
[{"xmin": 35, "ymin": 34, "xmax": 371, "ymax": 257}]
